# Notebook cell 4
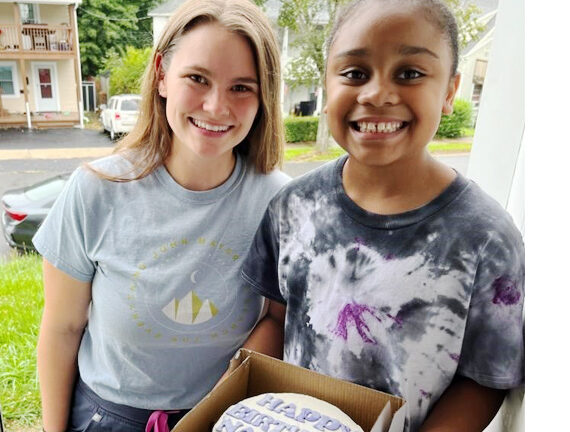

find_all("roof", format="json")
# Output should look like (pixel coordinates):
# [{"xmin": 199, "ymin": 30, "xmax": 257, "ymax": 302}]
[
  {"xmin": 469, "ymin": 0, "xmax": 499, "ymax": 15},
  {"xmin": 0, "ymin": 0, "xmax": 81, "ymax": 4},
  {"xmin": 148, "ymin": 0, "xmax": 186, "ymax": 17},
  {"xmin": 149, "ymin": 0, "xmax": 311, "ymax": 22}
]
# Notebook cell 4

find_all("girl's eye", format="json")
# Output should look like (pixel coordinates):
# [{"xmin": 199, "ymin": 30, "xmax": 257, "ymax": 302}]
[
  {"xmin": 340, "ymin": 69, "xmax": 368, "ymax": 81},
  {"xmin": 189, "ymin": 74, "xmax": 207, "ymax": 85},
  {"xmin": 397, "ymin": 69, "xmax": 424, "ymax": 80}
]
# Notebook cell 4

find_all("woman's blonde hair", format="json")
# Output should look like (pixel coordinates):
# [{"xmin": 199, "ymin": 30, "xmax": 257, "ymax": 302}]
[{"xmin": 102, "ymin": 0, "xmax": 284, "ymax": 181}]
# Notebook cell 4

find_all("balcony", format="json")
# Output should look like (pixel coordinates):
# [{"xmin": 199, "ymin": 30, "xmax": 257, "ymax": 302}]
[{"xmin": 0, "ymin": 23, "xmax": 74, "ymax": 59}]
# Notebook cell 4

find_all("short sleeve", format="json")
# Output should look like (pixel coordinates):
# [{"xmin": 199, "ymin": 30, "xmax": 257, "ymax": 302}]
[
  {"xmin": 241, "ymin": 205, "xmax": 286, "ymax": 304},
  {"xmin": 32, "ymin": 168, "xmax": 96, "ymax": 282},
  {"xmin": 457, "ymin": 229, "xmax": 525, "ymax": 389}
]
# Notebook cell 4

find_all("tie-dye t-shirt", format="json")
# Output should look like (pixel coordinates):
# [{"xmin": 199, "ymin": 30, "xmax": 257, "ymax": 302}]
[{"xmin": 242, "ymin": 156, "xmax": 524, "ymax": 431}]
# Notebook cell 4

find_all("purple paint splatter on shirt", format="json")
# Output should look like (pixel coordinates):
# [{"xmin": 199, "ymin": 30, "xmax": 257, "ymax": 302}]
[
  {"xmin": 333, "ymin": 303, "xmax": 382, "ymax": 344},
  {"xmin": 419, "ymin": 390, "xmax": 432, "ymax": 399},
  {"xmin": 385, "ymin": 253, "xmax": 396, "ymax": 261},
  {"xmin": 354, "ymin": 237, "xmax": 366, "ymax": 251},
  {"xmin": 387, "ymin": 313, "xmax": 403, "ymax": 327},
  {"xmin": 492, "ymin": 276, "xmax": 521, "ymax": 306},
  {"xmin": 449, "ymin": 353, "xmax": 460, "ymax": 362}
]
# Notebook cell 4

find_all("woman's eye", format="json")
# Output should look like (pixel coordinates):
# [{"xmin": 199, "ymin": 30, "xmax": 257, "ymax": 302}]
[
  {"xmin": 232, "ymin": 84, "xmax": 250, "ymax": 92},
  {"xmin": 397, "ymin": 69, "xmax": 424, "ymax": 80},
  {"xmin": 189, "ymin": 75, "xmax": 207, "ymax": 85},
  {"xmin": 341, "ymin": 70, "xmax": 367, "ymax": 81}
]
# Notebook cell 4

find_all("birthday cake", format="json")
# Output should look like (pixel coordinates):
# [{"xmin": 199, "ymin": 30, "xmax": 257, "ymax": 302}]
[{"xmin": 212, "ymin": 392, "xmax": 364, "ymax": 432}]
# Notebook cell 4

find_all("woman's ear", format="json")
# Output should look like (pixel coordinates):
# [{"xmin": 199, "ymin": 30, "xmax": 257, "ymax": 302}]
[
  {"xmin": 442, "ymin": 73, "xmax": 461, "ymax": 115},
  {"xmin": 156, "ymin": 53, "xmax": 167, "ymax": 98}
]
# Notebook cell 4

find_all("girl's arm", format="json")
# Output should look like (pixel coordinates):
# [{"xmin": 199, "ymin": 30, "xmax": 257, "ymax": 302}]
[
  {"xmin": 419, "ymin": 376, "xmax": 506, "ymax": 432},
  {"xmin": 37, "ymin": 259, "xmax": 92, "ymax": 432},
  {"xmin": 242, "ymin": 300, "xmax": 286, "ymax": 359}
]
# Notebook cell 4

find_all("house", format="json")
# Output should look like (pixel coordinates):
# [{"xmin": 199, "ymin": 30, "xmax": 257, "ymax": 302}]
[
  {"xmin": 456, "ymin": 0, "xmax": 499, "ymax": 122},
  {"xmin": 0, "ymin": 0, "xmax": 83, "ymax": 129}
]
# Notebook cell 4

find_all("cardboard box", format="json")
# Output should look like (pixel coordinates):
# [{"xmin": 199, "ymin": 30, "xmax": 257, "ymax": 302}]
[{"xmin": 173, "ymin": 349, "xmax": 406, "ymax": 432}]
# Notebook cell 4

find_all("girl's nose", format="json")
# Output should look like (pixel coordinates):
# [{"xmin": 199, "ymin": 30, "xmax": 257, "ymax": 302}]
[
  {"xmin": 203, "ymin": 88, "xmax": 230, "ymax": 116},
  {"xmin": 356, "ymin": 78, "xmax": 399, "ymax": 106}
]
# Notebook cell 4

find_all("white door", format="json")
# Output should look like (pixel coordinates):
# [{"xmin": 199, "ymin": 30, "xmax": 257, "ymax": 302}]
[{"xmin": 32, "ymin": 63, "xmax": 59, "ymax": 112}]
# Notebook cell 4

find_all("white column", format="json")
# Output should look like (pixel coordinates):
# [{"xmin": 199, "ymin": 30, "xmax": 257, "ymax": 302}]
[{"xmin": 469, "ymin": 0, "xmax": 524, "ymax": 430}]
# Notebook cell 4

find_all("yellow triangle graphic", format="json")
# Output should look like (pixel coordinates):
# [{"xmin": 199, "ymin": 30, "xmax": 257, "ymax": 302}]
[
  {"xmin": 192, "ymin": 291, "xmax": 203, "ymax": 323},
  {"xmin": 210, "ymin": 302, "xmax": 218, "ymax": 317}
]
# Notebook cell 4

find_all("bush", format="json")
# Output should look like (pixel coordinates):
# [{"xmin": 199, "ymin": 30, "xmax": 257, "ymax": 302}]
[
  {"xmin": 284, "ymin": 116, "xmax": 319, "ymax": 142},
  {"xmin": 436, "ymin": 98, "xmax": 473, "ymax": 138},
  {"xmin": 105, "ymin": 46, "xmax": 152, "ymax": 96}
]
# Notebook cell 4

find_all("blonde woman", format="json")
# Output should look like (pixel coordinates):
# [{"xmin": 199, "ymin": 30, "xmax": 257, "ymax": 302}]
[{"xmin": 33, "ymin": 0, "xmax": 289, "ymax": 430}]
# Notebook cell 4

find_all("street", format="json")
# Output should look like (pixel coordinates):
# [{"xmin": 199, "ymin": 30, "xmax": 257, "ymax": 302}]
[{"xmin": 0, "ymin": 128, "xmax": 469, "ymax": 260}]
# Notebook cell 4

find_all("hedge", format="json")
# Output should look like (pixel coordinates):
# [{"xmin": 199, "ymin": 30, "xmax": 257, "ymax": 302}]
[
  {"xmin": 284, "ymin": 116, "xmax": 319, "ymax": 143},
  {"xmin": 436, "ymin": 98, "xmax": 473, "ymax": 138}
]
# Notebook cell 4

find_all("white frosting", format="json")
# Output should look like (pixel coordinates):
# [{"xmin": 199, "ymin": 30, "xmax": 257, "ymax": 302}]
[{"xmin": 212, "ymin": 392, "xmax": 364, "ymax": 432}]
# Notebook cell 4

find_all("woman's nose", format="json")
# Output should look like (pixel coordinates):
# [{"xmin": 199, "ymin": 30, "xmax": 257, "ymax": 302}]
[{"xmin": 203, "ymin": 88, "xmax": 230, "ymax": 116}]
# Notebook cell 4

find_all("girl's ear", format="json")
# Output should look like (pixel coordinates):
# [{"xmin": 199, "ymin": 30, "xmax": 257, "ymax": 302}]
[
  {"xmin": 442, "ymin": 73, "xmax": 461, "ymax": 115},
  {"xmin": 156, "ymin": 53, "xmax": 167, "ymax": 98}
]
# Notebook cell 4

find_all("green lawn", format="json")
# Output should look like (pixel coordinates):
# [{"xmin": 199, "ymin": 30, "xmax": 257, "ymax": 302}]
[
  {"xmin": 0, "ymin": 254, "xmax": 43, "ymax": 429},
  {"xmin": 284, "ymin": 140, "xmax": 471, "ymax": 162}
]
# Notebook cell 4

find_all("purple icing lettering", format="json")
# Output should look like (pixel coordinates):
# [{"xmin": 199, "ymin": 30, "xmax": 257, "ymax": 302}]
[
  {"xmin": 257, "ymin": 394, "xmax": 284, "ymax": 411},
  {"xmin": 274, "ymin": 403, "xmax": 298, "ymax": 419},
  {"xmin": 243, "ymin": 409, "xmax": 261, "ymax": 424},
  {"xmin": 295, "ymin": 408, "xmax": 321, "ymax": 423},
  {"xmin": 314, "ymin": 416, "xmax": 341, "ymax": 431},
  {"xmin": 491, "ymin": 276, "xmax": 521, "ymax": 306},
  {"xmin": 333, "ymin": 303, "xmax": 382, "ymax": 344},
  {"xmin": 266, "ymin": 421, "xmax": 289, "ymax": 432},
  {"xmin": 227, "ymin": 404, "xmax": 253, "ymax": 420},
  {"xmin": 217, "ymin": 416, "xmax": 244, "ymax": 432},
  {"xmin": 250, "ymin": 414, "xmax": 280, "ymax": 431}
]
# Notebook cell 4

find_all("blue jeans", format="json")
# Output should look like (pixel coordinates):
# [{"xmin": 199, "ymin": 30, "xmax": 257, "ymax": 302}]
[{"xmin": 67, "ymin": 379, "xmax": 190, "ymax": 432}]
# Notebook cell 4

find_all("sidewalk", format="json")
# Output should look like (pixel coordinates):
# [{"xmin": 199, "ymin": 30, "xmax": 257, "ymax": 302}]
[{"xmin": 0, "ymin": 146, "xmax": 113, "ymax": 161}]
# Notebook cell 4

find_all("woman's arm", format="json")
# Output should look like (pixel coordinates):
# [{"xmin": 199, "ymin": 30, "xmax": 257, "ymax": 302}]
[
  {"xmin": 37, "ymin": 259, "xmax": 92, "ymax": 432},
  {"xmin": 419, "ymin": 376, "xmax": 506, "ymax": 432},
  {"xmin": 242, "ymin": 300, "xmax": 286, "ymax": 359}
]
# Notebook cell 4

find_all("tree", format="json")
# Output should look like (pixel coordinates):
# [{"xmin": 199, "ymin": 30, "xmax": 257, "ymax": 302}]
[
  {"xmin": 278, "ymin": 0, "xmax": 485, "ymax": 152},
  {"xmin": 278, "ymin": 0, "xmax": 350, "ymax": 152},
  {"xmin": 105, "ymin": 46, "xmax": 153, "ymax": 96},
  {"xmin": 78, "ymin": 0, "xmax": 159, "ymax": 78}
]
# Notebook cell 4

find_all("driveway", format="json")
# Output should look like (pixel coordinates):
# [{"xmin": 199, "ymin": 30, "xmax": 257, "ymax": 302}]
[{"xmin": 0, "ymin": 127, "xmax": 112, "ymax": 150}]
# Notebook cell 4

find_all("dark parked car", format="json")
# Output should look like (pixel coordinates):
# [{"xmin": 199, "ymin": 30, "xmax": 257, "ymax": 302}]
[{"xmin": 1, "ymin": 174, "xmax": 69, "ymax": 252}]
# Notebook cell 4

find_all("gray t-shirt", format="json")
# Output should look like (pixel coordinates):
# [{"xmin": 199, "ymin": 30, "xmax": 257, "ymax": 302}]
[
  {"xmin": 242, "ymin": 156, "xmax": 524, "ymax": 431},
  {"xmin": 33, "ymin": 153, "xmax": 290, "ymax": 410}
]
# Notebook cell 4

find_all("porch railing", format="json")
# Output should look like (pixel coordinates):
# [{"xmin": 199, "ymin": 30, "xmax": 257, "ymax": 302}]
[{"xmin": 0, "ymin": 23, "xmax": 73, "ymax": 53}]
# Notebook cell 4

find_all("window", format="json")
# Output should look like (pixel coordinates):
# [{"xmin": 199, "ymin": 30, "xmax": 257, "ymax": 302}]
[
  {"xmin": 19, "ymin": 4, "xmax": 40, "ymax": 24},
  {"xmin": 0, "ymin": 62, "xmax": 19, "ymax": 97}
]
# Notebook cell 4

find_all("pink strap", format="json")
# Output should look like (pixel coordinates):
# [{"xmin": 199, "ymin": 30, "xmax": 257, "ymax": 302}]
[{"xmin": 145, "ymin": 410, "xmax": 179, "ymax": 432}]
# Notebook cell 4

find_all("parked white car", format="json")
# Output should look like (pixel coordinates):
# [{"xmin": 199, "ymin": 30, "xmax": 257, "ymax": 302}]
[{"xmin": 100, "ymin": 94, "xmax": 142, "ymax": 140}]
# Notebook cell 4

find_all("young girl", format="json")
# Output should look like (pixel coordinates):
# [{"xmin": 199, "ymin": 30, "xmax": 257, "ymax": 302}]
[
  {"xmin": 33, "ymin": 0, "xmax": 289, "ymax": 431},
  {"xmin": 241, "ymin": 0, "xmax": 524, "ymax": 431}
]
